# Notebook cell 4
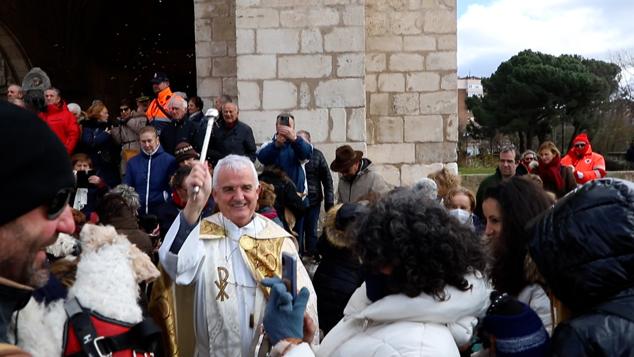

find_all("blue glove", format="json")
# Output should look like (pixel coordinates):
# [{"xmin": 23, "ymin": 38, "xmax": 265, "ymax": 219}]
[{"xmin": 261, "ymin": 277, "xmax": 310, "ymax": 345}]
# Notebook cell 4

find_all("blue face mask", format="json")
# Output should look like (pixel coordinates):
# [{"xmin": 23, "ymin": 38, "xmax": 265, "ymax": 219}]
[{"xmin": 448, "ymin": 208, "xmax": 473, "ymax": 226}]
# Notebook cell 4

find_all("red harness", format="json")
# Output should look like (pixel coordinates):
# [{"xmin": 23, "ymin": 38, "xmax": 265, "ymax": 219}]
[
  {"xmin": 62, "ymin": 298, "xmax": 161, "ymax": 357},
  {"xmin": 64, "ymin": 314, "xmax": 133, "ymax": 356}
]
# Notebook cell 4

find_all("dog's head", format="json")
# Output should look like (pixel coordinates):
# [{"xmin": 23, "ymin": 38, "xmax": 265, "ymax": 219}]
[
  {"xmin": 46, "ymin": 232, "xmax": 80, "ymax": 259},
  {"xmin": 79, "ymin": 224, "xmax": 160, "ymax": 284}
]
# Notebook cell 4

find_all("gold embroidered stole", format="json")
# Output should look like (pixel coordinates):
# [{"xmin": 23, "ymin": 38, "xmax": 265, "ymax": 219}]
[{"xmin": 198, "ymin": 214, "xmax": 293, "ymax": 356}]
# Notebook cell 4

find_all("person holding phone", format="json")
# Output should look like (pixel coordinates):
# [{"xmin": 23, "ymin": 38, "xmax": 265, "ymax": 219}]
[
  {"xmin": 70, "ymin": 153, "xmax": 108, "ymax": 221},
  {"xmin": 257, "ymin": 113, "xmax": 313, "ymax": 254}
]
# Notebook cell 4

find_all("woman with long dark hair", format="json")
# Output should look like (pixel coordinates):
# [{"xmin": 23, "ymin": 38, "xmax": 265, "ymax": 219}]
[{"xmin": 482, "ymin": 176, "xmax": 553, "ymax": 333}]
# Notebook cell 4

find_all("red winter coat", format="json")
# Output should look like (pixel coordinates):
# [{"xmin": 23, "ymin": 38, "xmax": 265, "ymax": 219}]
[
  {"xmin": 41, "ymin": 102, "xmax": 80, "ymax": 154},
  {"xmin": 561, "ymin": 133, "xmax": 606, "ymax": 184}
]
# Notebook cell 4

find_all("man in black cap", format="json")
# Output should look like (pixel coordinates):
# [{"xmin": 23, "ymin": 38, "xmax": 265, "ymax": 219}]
[
  {"xmin": 146, "ymin": 72, "xmax": 174, "ymax": 127},
  {"xmin": 0, "ymin": 101, "xmax": 76, "ymax": 351},
  {"xmin": 330, "ymin": 145, "xmax": 390, "ymax": 203}
]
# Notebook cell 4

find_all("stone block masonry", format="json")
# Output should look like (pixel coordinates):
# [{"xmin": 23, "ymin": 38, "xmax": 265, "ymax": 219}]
[
  {"xmin": 194, "ymin": 0, "xmax": 458, "ymax": 187},
  {"xmin": 365, "ymin": 0, "xmax": 458, "ymax": 186},
  {"xmin": 234, "ymin": 0, "xmax": 367, "ymax": 155}
]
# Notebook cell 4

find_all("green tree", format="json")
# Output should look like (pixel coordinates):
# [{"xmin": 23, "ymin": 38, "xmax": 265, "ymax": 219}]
[{"xmin": 467, "ymin": 50, "xmax": 621, "ymax": 152}]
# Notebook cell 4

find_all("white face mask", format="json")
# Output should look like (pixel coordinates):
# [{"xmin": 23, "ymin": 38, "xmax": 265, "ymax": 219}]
[{"xmin": 448, "ymin": 208, "xmax": 473, "ymax": 226}]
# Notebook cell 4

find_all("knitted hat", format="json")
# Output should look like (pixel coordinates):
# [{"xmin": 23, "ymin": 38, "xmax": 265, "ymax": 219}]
[
  {"xmin": 174, "ymin": 142, "xmax": 199, "ymax": 164},
  {"xmin": 483, "ymin": 292, "xmax": 550, "ymax": 357},
  {"xmin": 0, "ymin": 101, "xmax": 75, "ymax": 225}
]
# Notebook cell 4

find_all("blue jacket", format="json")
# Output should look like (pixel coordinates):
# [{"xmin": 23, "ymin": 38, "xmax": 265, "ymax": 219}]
[
  {"xmin": 257, "ymin": 136, "xmax": 312, "ymax": 193},
  {"xmin": 77, "ymin": 119, "xmax": 121, "ymax": 187},
  {"xmin": 123, "ymin": 145, "xmax": 177, "ymax": 215}
]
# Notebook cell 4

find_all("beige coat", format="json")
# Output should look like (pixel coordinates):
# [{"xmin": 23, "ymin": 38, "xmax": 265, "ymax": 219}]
[{"xmin": 336, "ymin": 160, "xmax": 390, "ymax": 203}]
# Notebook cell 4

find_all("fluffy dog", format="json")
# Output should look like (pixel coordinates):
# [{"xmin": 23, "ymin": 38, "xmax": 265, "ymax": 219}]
[{"xmin": 17, "ymin": 224, "xmax": 160, "ymax": 356}]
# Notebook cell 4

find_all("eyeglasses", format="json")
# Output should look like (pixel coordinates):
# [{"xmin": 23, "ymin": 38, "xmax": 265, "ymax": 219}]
[
  {"xmin": 120, "ymin": 107, "xmax": 130, "ymax": 112},
  {"xmin": 523, "ymin": 157, "xmax": 536, "ymax": 162},
  {"xmin": 47, "ymin": 188, "xmax": 74, "ymax": 220},
  {"xmin": 574, "ymin": 143, "xmax": 586, "ymax": 148}
]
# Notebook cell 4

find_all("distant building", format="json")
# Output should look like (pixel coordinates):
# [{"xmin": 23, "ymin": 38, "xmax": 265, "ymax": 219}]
[{"xmin": 457, "ymin": 76, "xmax": 483, "ymax": 130}]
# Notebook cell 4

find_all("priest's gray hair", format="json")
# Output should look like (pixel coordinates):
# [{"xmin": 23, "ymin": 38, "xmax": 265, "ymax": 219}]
[{"xmin": 213, "ymin": 155, "xmax": 259, "ymax": 189}]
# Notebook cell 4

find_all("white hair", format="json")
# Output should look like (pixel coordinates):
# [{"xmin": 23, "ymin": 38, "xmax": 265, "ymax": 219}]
[
  {"xmin": 167, "ymin": 95, "xmax": 187, "ymax": 110},
  {"xmin": 212, "ymin": 155, "xmax": 259, "ymax": 189},
  {"xmin": 67, "ymin": 103, "xmax": 81, "ymax": 115},
  {"xmin": 413, "ymin": 178, "xmax": 438, "ymax": 200}
]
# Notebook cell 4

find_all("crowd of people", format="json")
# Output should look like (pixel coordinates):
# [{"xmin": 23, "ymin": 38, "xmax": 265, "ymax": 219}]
[{"xmin": 1, "ymin": 72, "xmax": 632, "ymax": 357}]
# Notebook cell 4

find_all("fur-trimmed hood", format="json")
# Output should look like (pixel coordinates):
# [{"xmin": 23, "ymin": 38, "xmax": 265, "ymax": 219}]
[{"xmin": 324, "ymin": 204, "xmax": 357, "ymax": 249}]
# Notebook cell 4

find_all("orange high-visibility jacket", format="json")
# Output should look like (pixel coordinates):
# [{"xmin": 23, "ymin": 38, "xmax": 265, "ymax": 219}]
[
  {"xmin": 146, "ymin": 87, "xmax": 173, "ymax": 122},
  {"xmin": 561, "ymin": 134, "xmax": 606, "ymax": 184}
]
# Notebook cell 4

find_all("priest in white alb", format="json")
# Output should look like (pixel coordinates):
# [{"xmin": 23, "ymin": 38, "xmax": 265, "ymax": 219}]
[{"xmin": 159, "ymin": 155, "xmax": 318, "ymax": 357}]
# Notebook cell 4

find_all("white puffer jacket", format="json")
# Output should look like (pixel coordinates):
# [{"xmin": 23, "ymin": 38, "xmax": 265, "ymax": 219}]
[{"xmin": 314, "ymin": 273, "xmax": 491, "ymax": 357}]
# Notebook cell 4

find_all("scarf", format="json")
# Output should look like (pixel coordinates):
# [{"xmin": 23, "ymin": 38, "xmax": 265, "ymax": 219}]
[{"xmin": 537, "ymin": 154, "xmax": 564, "ymax": 191}]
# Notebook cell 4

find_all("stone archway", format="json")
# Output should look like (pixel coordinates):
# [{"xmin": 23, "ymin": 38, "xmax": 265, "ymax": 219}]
[{"xmin": 0, "ymin": 21, "xmax": 31, "ymax": 93}]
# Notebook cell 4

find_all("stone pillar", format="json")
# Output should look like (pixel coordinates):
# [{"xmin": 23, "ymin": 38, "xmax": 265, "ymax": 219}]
[
  {"xmin": 193, "ymin": 0, "xmax": 459, "ymax": 188},
  {"xmin": 234, "ymin": 0, "xmax": 367, "ymax": 164},
  {"xmin": 194, "ymin": 0, "xmax": 237, "ymax": 106},
  {"xmin": 365, "ymin": 0, "xmax": 458, "ymax": 186}
]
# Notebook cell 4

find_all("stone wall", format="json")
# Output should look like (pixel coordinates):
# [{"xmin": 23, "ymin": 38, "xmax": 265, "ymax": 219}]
[
  {"xmin": 194, "ymin": 0, "xmax": 458, "ymax": 187},
  {"xmin": 365, "ymin": 0, "xmax": 458, "ymax": 186},
  {"xmin": 233, "ymin": 0, "xmax": 367, "ymax": 165},
  {"xmin": 195, "ymin": 0, "xmax": 237, "ymax": 106}
]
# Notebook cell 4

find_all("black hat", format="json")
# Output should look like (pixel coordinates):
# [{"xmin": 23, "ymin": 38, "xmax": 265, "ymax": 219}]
[
  {"xmin": 0, "ymin": 101, "xmax": 75, "ymax": 225},
  {"xmin": 150, "ymin": 72, "xmax": 169, "ymax": 84}
]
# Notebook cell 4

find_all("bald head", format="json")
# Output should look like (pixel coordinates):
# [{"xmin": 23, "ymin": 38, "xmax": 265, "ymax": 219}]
[{"xmin": 7, "ymin": 84, "xmax": 23, "ymax": 100}]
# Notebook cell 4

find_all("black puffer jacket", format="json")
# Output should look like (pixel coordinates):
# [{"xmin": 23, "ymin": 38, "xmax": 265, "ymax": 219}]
[
  {"xmin": 259, "ymin": 167, "xmax": 305, "ymax": 233},
  {"xmin": 304, "ymin": 147, "xmax": 334, "ymax": 210},
  {"xmin": 529, "ymin": 178, "xmax": 634, "ymax": 356},
  {"xmin": 312, "ymin": 206, "xmax": 364, "ymax": 334}
]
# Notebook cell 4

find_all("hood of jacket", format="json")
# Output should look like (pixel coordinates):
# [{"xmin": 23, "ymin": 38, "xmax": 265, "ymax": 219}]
[
  {"xmin": 324, "ymin": 204, "xmax": 349, "ymax": 248},
  {"xmin": 46, "ymin": 101, "xmax": 69, "ymax": 115},
  {"xmin": 566, "ymin": 133, "xmax": 593, "ymax": 158},
  {"xmin": 342, "ymin": 158, "xmax": 373, "ymax": 183},
  {"xmin": 317, "ymin": 272, "xmax": 491, "ymax": 356},
  {"xmin": 343, "ymin": 272, "xmax": 490, "ymax": 324},
  {"xmin": 529, "ymin": 178, "xmax": 634, "ymax": 312},
  {"xmin": 80, "ymin": 118, "xmax": 109, "ymax": 129}
]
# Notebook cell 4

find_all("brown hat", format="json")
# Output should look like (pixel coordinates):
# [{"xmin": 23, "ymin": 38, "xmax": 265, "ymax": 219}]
[
  {"xmin": 330, "ymin": 145, "xmax": 363, "ymax": 172},
  {"xmin": 174, "ymin": 142, "xmax": 199, "ymax": 163}
]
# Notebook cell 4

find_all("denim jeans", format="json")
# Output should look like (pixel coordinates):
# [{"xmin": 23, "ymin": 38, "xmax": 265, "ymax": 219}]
[{"xmin": 302, "ymin": 203, "xmax": 321, "ymax": 256}]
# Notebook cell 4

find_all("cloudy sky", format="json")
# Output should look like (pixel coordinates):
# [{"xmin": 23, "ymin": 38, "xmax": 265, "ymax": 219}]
[{"xmin": 457, "ymin": 0, "xmax": 634, "ymax": 77}]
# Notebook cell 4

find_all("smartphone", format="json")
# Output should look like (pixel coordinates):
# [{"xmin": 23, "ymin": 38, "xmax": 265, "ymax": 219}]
[
  {"xmin": 278, "ymin": 115, "xmax": 290, "ymax": 126},
  {"xmin": 76, "ymin": 170, "xmax": 96, "ymax": 188},
  {"xmin": 282, "ymin": 252, "xmax": 297, "ymax": 299}
]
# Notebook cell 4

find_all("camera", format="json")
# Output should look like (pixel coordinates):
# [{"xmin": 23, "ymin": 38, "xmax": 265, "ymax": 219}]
[{"xmin": 278, "ymin": 115, "xmax": 290, "ymax": 126}]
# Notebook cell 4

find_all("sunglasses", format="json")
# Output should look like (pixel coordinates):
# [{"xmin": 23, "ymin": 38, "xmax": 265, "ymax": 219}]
[
  {"xmin": 523, "ymin": 157, "xmax": 536, "ymax": 162},
  {"xmin": 120, "ymin": 107, "xmax": 130, "ymax": 112},
  {"xmin": 574, "ymin": 143, "xmax": 586, "ymax": 148},
  {"xmin": 47, "ymin": 187, "xmax": 74, "ymax": 220}
]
